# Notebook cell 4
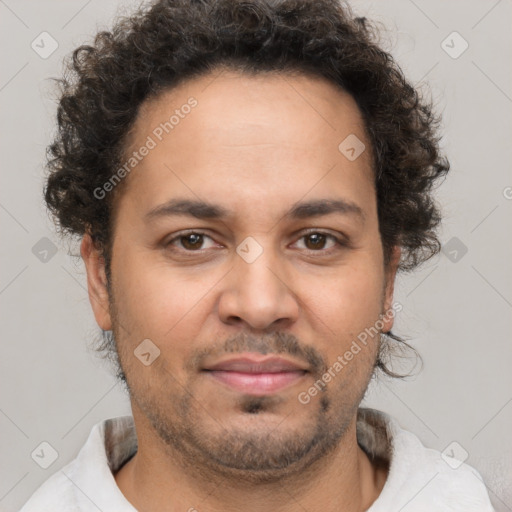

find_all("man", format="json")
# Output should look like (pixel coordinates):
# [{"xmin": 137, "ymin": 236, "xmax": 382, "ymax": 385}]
[{"xmin": 20, "ymin": 0, "xmax": 494, "ymax": 510}]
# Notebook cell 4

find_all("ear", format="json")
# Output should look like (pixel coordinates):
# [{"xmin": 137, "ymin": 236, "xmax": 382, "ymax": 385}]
[
  {"xmin": 381, "ymin": 246, "xmax": 401, "ymax": 333},
  {"xmin": 81, "ymin": 233, "xmax": 112, "ymax": 331}
]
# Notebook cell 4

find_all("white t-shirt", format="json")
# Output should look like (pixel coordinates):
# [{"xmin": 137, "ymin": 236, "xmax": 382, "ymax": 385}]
[{"xmin": 19, "ymin": 408, "xmax": 495, "ymax": 511}]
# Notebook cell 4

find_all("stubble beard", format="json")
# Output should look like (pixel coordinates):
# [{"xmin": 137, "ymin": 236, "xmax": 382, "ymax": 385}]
[{"xmin": 106, "ymin": 290, "xmax": 378, "ymax": 484}]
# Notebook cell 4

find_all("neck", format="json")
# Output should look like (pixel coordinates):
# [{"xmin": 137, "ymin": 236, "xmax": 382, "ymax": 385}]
[{"xmin": 114, "ymin": 406, "xmax": 387, "ymax": 512}]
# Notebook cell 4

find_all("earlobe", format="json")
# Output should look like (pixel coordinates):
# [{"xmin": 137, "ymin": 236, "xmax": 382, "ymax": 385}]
[{"xmin": 80, "ymin": 233, "xmax": 112, "ymax": 331}]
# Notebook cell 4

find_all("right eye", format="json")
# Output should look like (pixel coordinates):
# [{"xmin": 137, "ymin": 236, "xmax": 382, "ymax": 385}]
[{"xmin": 165, "ymin": 231, "xmax": 219, "ymax": 252}]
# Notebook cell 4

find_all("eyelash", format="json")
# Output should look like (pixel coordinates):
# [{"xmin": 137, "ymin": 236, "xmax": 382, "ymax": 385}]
[{"xmin": 164, "ymin": 229, "xmax": 349, "ymax": 256}]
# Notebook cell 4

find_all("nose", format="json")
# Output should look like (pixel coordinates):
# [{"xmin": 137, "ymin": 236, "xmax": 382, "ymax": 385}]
[{"xmin": 217, "ymin": 245, "xmax": 300, "ymax": 331}]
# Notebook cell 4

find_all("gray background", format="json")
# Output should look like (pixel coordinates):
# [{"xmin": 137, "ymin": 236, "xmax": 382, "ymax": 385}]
[{"xmin": 1, "ymin": 0, "xmax": 510, "ymax": 510}]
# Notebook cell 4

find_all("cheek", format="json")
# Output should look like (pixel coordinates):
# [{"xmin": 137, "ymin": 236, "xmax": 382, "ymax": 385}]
[
  {"xmin": 341, "ymin": 268, "xmax": 382, "ymax": 298},
  {"xmin": 112, "ymin": 254, "xmax": 217, "ymax": 345},
  {"xmin": 305, "ymin": 263, "xmax": 385, "ymax": 341}
]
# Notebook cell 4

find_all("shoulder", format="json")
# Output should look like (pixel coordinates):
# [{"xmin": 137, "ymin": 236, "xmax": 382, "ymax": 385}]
[
  {"xmin": 18, "ymin": 415, "xmax": 136, "ymax": 512},
  {"xmin": 18, "ymin": 461, "xmax": 80, "ymax": 511},
  {"xmin": 359, "ymin": 408, "xmax": 495, "ymax": 511},
  {"xmin": 397, "ymin": 430, "xmax": 494, "ymax": 511}
]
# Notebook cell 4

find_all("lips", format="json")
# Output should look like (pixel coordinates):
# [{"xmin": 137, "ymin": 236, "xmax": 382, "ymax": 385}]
[
  {"xmin": 203, "ymin": 355, "xmax": 308, "ymax": 395},
  {"xmin": 205, "ymin": 357, "xmax": 307, "ymax": 373}
]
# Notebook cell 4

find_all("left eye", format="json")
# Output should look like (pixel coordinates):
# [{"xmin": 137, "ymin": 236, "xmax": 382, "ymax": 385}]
[{"xmin": 293, "ymin": 232, "xmax": 340, "ymax": 251}]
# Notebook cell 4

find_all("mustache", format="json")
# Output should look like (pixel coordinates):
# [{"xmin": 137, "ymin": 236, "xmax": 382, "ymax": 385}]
[{"xmin": 187, "ymin": 331, "xmax": 327, "ymax": 376}]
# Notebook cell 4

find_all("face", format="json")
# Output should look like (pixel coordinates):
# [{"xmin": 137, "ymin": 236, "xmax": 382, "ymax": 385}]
[{"xmin": 83, "ymin": 68, "xmax": 399, "ymax": 481}]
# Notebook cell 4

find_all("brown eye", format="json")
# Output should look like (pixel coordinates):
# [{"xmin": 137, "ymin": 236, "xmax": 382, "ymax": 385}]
[
  {"xmin": 179, "ymin": 233, "xmax": 204, "ymax": 250},
  {"xmin": 167, "ymin": 231, "xmax": 217, "ymax": 251},
  {"xmin": 304, "ymin": 233, "xmax": 328, "ymax": 250},
  {"xmin": 295, "ymin": 232, "xmax": 341, "ymax": 252}
]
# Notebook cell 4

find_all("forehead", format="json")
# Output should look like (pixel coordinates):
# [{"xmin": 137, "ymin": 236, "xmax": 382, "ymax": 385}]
[{"xmin": 116, "ymin": 68, "xmax": 375, "ymax": 221}]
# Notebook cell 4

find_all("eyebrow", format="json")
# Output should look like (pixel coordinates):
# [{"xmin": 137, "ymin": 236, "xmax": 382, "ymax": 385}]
[{"xmin": 144, "ymin": 198, "xmax": 365, "ymax": 223}]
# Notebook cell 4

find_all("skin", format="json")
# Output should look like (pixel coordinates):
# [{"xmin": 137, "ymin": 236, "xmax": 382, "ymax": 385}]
[{"xmin": 81, "ymin": 67, "xmax": 400, "ymax": 512}]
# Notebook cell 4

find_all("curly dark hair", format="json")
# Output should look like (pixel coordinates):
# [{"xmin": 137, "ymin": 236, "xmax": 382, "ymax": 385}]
[{"xmin": 44, "ymin": 0, "xmax": 449, "ymax": 380}]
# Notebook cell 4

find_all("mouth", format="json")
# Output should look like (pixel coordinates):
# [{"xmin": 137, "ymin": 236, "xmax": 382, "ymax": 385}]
[{"xmin": 202, "ymin": 354, "xmax": 309, "ymax": 395}]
